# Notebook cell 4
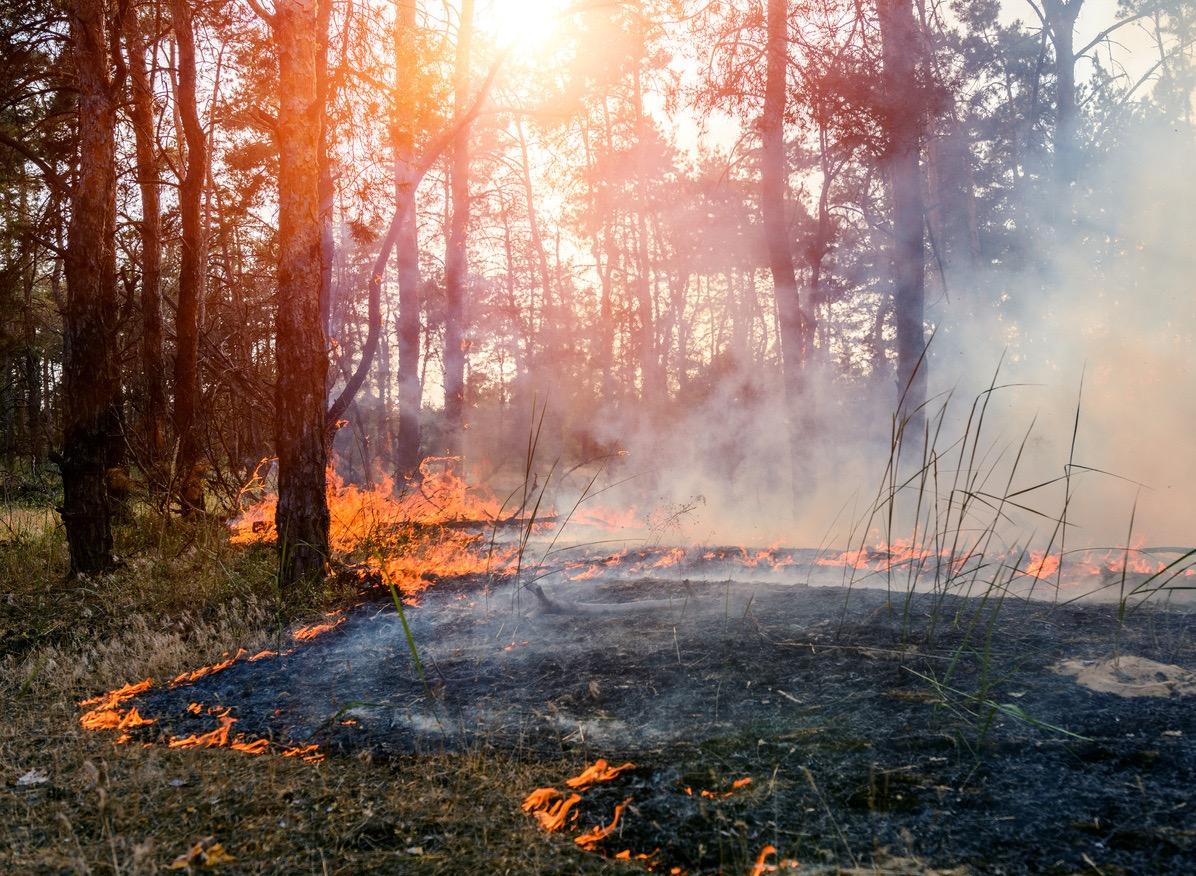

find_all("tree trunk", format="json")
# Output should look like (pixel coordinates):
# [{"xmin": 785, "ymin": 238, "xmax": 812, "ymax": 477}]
[
  {"xmin": 22, "ymin": 236, "xmax": 42, "ymax": 465},
  {"xmin": 877, "ymin": 0, "xmax": 928, "ymax": 433},
  {"xmin": 273, "ymin": 0, "xmax": 330, "ymax": 584},
  {"xmin": 61, "ymin": 0, "xmax": 120, "ymax": 574},
  {"xmin": 442, "ymin": 0, "xmax": 474, "ymax": 455},
  {"xmin": 631, "ymin": 62, "xmax": 663, "ymax": 407},
  {"xmin": 393, "ymin": 0, "xmax": 422, "ymax": 478},
  {"xmin": 761, "ymin": 0, "xmax": 812, "ymax": 478},
  {"xmin": 122, "ymin": 7, "xmax": 167, "ymax": 474},
  {"xmin": 317, "ymin": 0, "xmax": 335, "ymax": 334},
  {"xmin": 1044, "ymin": 0, "xmax": 1082, "ymax": 187},
  {"xmin": 171, "ymin": 0, "xmax": 207, "ymax": 513}
]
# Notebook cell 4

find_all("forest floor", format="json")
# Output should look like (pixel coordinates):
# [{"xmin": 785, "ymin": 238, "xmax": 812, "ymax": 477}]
[{"xmin": 2, "ymin": 510, "xmax": 1194, "ymax": 875}]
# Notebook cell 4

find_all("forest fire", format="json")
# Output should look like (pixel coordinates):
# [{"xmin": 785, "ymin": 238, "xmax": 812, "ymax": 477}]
[
  {"xmin": 230, "ymin": 457, "xmax": 526, "ymax": 596},
  {"xmin": 4, "ymin": 0, "xmax": 1193, "ymax": 867}
]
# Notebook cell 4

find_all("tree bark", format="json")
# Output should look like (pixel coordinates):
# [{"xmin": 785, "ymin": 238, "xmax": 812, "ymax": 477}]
[
  {"xmin": 21, "ymin": 233, "xmax": 43, "ymax": 465},
  {"xmin": 761, "ymin": 0, "xmax": 812, "ymax": 475},
  {"xmin": 442, "ymin": 0, "xmax": 474, "ymax": 455},
  {"xmin": 1043, "ymin": 0, "xmax": 1083, "ymax": 187},
  {"xmin": 631, "ymin": 60, "xmax": 664, "ymax": 407},
  {"xmin": 393, "ymin": 0, "xmax": 422, "ymax": 478},
  {"xmin": 877, "ymin": 0, "xmax": 928, "ymax": 433},
  {"xmin": 317, "ymin": 0, "xmax": 334, "ymax": 334},
  {"xmin": 273, "ymin": 0, "xmax": 330, "ymax": 583},
  {"xmin": 171, "ymin": 0, "xmax": 207, "ymax": 513},
  {"xmin": 122, "ymin": 6, "xmax": 167, "ymax": 474},
  {"xmin": 61, "ymin": 0, "xmax": 121, "ymax": 574}
]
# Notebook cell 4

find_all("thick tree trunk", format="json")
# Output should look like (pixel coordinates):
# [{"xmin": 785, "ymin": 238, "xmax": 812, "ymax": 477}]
[
  {"xmin": 393, "ymin": 0, "xmax": 422, "ymax": 478},
  {"xmin": 171, "ymin": 0, "xmax": 207, "ymax": 513},
  {"xmin": 442, "ymin": 0, "xmax": 474, "ymax": 455},
  {"xmin": 122, "ymin": 8, "xmax": 167, "ymax": 472},
  {"xmin": 761, "ymin": 0, "xmax": 812, "ymax": 475},
  {"xmin": 878, "ymin": 0, "xmax": 928, "ymax": 433},
  {"xmin": 317, "ymin": 0, "xmax": 334, "ymax": 334},
  {"xmin": 61, "ymin": 0, "xmax": 120, "ymax": 574},
  {"xmin": 273, "ymin": 0, "xmax": 330, "ymax": 583}
]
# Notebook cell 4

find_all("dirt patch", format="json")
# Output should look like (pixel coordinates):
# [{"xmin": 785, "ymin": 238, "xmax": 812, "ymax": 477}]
[{"xmin": 1055, "ymin": 655, "xmax": 1196, "ymax": 698}]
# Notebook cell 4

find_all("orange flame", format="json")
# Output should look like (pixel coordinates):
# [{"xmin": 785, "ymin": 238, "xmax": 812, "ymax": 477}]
[
  {"xmin": 750, "ymin": 845, "xmax": 778, "ymax": 876},
  {"xmin": 79, "ymin": 679, "xmax": 154, "ymax": 731},
  {"xmin": 522, "ymin": 787, "xmax": 563, "ymax": 811},
  {"xmin": 575, "ymin": 799, "xmax": 629, "ymax": 849},
  {"xmin": 171, "ymin": 649, "xmax": 247, "ymax": 686},
  {"xmin": 532, "ymin": 793, "xmax": 583, "ymax": 831},
  {"xmin": 292, "ymin": 613, "xmax": 345, "ymax": 642},
  {"xmin": 231, "ymin": 457, "xmax": 522, "ymax": 598},
  {"xmin": 1025, "ymin": 551, "xmax": 1060, "ymax": 578},
  {"xmin": 565, "ymin": 758, "xmax": 636, "ymax": 790}
]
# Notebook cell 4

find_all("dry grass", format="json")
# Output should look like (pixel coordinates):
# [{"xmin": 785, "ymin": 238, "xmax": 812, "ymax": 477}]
[{"xmin": 0, "ymin": 508, "xmax": 620, "ymax": 875}]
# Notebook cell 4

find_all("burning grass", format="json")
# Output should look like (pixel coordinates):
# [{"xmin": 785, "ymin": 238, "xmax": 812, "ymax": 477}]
[{"xmin": 0, "ymin": 505, "xmax": 631, "ymax": 875}]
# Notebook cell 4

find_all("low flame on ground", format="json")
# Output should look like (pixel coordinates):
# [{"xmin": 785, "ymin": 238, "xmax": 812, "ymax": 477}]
[
  {"xmin": 525, "ymin": 762, "xmax": 772, "ymax": 872},
  {"xmin": 749, "ymin": 844, "xmax": 799, "ymax": 874},
  {"xmin": 565, "ymin": 758, "xmax": 636, "ymax": 789},
  {"xmin": 77, "ymin": 617, "xmax": 344, "ymax": 761},
  {"xmin": 231, "ymin": 457, "xmax": 525, "ymax": 597},
  {"xmin": 812, "ymin": 538, "xmax": 1195, "ymax": 584},
  {"xmin": 291, "ymin": 611, "xmax": 345, "ymax": 641},
  {"xmin": 683, "ymin": 776, "xmax": 753, "ymax": 799},
  {"xmin": 575, "ymin": 799, "xmax": 630, "ymax": 849},
  {"xmin": 79, "ymin": 679, "xmax": 155, "ymax": 731},
  {"xmin": 522, "ymin": 760, "xmax": 637, "ymax": 847}
]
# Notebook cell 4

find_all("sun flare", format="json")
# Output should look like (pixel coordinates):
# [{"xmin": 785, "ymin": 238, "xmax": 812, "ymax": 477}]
[{"xmin": 477, "ymin": 0, "xmax": 563, "ymax": 54}]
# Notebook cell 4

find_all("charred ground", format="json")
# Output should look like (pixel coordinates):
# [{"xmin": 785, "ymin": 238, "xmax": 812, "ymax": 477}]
[{"xmin": 110, "ymin": 573, "xmax": 1196, "ymax": 875}]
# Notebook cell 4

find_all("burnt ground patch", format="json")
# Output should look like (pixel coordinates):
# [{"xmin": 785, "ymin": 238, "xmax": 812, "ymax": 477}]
[{"xmin": 121, "ymin": 577, "xmax": 1196, "ymax": 874}]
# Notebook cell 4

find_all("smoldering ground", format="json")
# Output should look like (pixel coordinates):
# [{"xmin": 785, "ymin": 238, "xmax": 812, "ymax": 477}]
[{"xmin": 105, "ymin": 565, "xmax": 1196, "ymax": 874}]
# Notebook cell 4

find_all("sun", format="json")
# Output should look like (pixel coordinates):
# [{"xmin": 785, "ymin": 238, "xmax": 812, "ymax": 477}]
[{"xmin": 476, "ymin": 0, "xmax": 563, "ymax": 54}]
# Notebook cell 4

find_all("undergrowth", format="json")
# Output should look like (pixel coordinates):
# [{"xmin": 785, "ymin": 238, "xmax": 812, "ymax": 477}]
[{"xmin": 0, "ymin": 503, "xmax": 610, "ymax": 875}]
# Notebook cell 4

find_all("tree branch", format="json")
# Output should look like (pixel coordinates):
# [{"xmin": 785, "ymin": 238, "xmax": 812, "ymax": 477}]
[
  {"xmin": 324, "ymin": 54, "xmax": 506, "ymax": 434},
  {"xmin": 0, "ymin": 130, "xmax": 67, "ymax": 195},
  {"xmin": 243, "ymin": 0, "xmax": 276, "ymax": 26}
]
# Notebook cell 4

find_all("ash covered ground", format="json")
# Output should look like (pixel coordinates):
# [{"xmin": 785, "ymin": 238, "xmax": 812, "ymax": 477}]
[{"xmin": 123, "ymin": 564, "xmax": 1196, "ymax": 874}]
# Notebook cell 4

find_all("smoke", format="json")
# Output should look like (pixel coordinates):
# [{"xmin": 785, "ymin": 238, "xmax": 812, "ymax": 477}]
[
  {"xmin": 512, "ymin": 120, "xmax": 1196, "ymax": 556},
  {"xmin": 931, "ymin": 120, "xmax": 1196, "ymax": 548}
]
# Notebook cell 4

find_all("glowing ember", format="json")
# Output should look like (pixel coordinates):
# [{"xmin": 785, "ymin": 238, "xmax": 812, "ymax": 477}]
[{"xmin": 684, "ymin": 776, "xmax": 753, "ymax": 799}]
